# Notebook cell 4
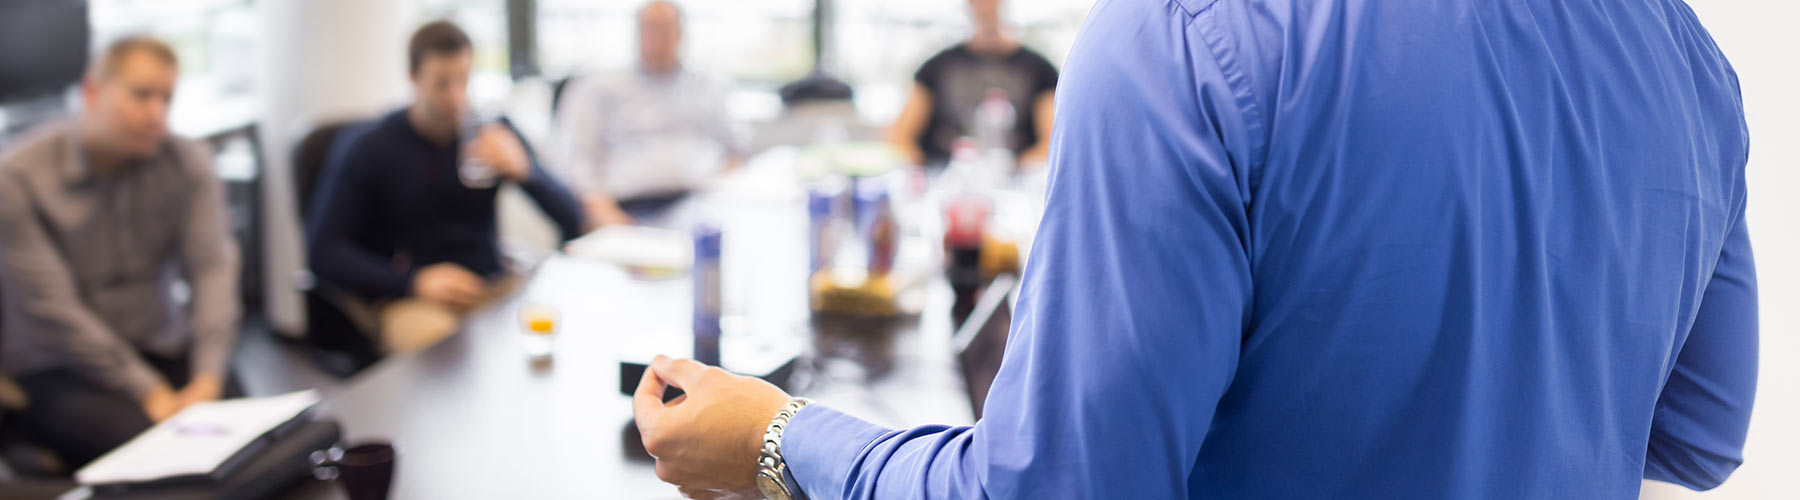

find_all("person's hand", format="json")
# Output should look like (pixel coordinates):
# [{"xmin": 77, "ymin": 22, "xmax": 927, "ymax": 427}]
[
  {"xmin": 1018, "ymin": 146, "xmax": 1050, "ymax": 169},
  {"xmin": 412, "ymin": 263, "xmax": 486, "ymax": 309},
  {"xmin": 466, "ymin": 124, "xmax": 532, "ymax": 182},
  {"xmin": 141, "ymin": 384, "xmax": 181, "ymax": 423},
  {"xmin": 583, "ymin": 196, "xmax": 636, "ymax": 229},
  {"xmin": 176, "ymin": 373, "xmax": 225, "ymax": 410},
  {"xmin": 633, "ymin": 355, "xmax": 791, "ymax": 498}
]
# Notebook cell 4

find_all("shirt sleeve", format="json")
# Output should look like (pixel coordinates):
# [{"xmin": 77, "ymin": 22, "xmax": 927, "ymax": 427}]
[
  {"xmin": 1642, "ymin": 186, "xmax": 1758, "ymax": 490},
  {"xmin": 913, "ymin": 50, "xmax": 946, "ymax": 91},
  {"xmin": 172, "ymin": 142, "xmax": 242, "ymax": 379},
  {"xmin": 554, "ymin": 77, "xmax": 609, "ymax": 197},
  {"xmin": 1030, "ymin": 50, "xmax": 1060, "ymax": 95},
  {"xmin": 703, "ymin": 78, "xmax": 750, "ymax": 159},
  {"xmin": 782, "ymin": 0, "xmax": 1257, "ymax": 497},
  {"xmin": 503, "ymin": 118, "xmax": 587, "ymax": 242},
  {"xmin": 304, "ymin": 139, "xmax": 415, "ymax": 299},
  {"xmin": 0, "ymin": 173, "xmax": 164, "ymax": 398}
]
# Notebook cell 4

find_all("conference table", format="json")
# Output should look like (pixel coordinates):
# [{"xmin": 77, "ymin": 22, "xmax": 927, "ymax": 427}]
[{"xmin": 276, "ymin": 150, "xmax": 1023, "ymax": 499}]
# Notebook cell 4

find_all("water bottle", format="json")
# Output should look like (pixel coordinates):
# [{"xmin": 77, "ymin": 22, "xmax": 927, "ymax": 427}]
[
  {"xmin": 973, "ymin": 88, "xmax": 1016, "ymax": 152},
  {"xmin": 945, "ymin": 137, "xmax": 996, "ymax": 192},
  {"xmin": 457, "ymin": 112, "xmax": 499, "ymax": 189}
]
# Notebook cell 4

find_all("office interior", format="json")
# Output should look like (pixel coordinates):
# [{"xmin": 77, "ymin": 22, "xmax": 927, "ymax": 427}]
[{"xmin": 0, "ymin": 0, "xmax": 1795, "ymax": 499}]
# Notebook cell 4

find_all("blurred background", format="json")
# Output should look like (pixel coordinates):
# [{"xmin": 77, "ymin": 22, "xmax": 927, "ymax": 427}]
[{"xmin": 0, "ymin": 0, "xmax": 1794, "ymax": 499}]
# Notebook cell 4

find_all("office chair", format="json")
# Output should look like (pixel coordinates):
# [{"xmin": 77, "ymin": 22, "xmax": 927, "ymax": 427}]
[
  {"xmin": 550, "ymin": 75, "xmax": 579, "ymax": 118},
  {"xmin": 292, "ymin": 121, "xmax": 383, "ymax": 377}
]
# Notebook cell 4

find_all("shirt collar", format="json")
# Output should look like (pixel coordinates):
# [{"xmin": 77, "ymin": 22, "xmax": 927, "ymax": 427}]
[
  {"xmin": 636, "ymin": 63, "xmax": 686, "ymax": 82},
  {"xmin": 60, "ymin": 121, "xmax": 161, "ymax": 186},
  {"xmin": 58, "ymin": 121, "xmax": 93, "ymax": 185}
]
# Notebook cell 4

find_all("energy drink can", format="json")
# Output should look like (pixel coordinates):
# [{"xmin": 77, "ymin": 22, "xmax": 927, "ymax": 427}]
[
  {"xmin": 692, "ymin": 223, "xmax": 722, "ymax": 365},
  {"xmin": 808, "ymin": 187, "xmax": 838, "ymax": 273}
]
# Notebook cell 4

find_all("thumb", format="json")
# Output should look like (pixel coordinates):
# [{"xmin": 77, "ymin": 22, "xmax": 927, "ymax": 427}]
[{"xmin": 650, "ymin": 355, "xmax": 710, "ymax": 390}]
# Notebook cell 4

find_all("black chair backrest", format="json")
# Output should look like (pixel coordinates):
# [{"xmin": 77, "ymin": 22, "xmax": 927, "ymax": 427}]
[
  {"xmin": 290, "ymin": 120, "xmax": 382, "ymax": 376},
  {"xmin": 550, "ymin": 75, "xmax": 578, "ymax": 118},
  {"xmin": 293, "ymin": 121, "xmax": 366, "ymax": 220}
]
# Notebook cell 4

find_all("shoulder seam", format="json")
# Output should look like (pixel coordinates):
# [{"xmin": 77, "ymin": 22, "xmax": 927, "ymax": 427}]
[
  {"xmin": 1182, "ymin": 0, "xmax": 1269, "ymax": 170},
  {"xmin": 1170, "ymin": 0, "xmax": 1221, "ymax": 18}
]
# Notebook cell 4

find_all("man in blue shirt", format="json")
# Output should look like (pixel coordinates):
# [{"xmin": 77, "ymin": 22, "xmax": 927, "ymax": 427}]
[
  {"xmin": 307, "ymin": 21, "xmax": 585, "ymax": 354},
  {"xmin": 631, "ymin": 0, "xmax": 1757, "ymax": 498}
]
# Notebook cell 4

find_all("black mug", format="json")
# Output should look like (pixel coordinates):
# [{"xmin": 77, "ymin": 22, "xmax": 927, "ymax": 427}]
[{"xmin": 311, "ymin": 442, "xmax": 397, "ymax": 500}]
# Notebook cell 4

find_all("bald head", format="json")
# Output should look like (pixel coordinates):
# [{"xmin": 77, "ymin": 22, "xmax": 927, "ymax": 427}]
[
  {"xmin": 88, "ymin": 36, "xmax": 178, "ymax": 82},
  {"xmin": 637, "ymin": 1, "xmax": 683, "ymax": 74}
]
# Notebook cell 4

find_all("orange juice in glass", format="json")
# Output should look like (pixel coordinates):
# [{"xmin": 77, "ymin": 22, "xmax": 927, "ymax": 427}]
[{"xmin": 519, "ymin": 302, "xmax": 558, "ymax": 358}]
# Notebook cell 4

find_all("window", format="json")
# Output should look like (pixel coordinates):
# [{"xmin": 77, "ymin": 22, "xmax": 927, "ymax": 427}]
[
  {"xmin": 90, "ymin": 0, "xmax": 258, "ymax": 137},
  {"xmin": 535, "ymin": 0, "xmax": 815, "ymax": 87}
]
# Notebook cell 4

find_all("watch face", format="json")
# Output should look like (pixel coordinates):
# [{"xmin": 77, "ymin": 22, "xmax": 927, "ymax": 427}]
[{"xmin": 757, "ymin": 472, "xmax": 790, "ymax": 500}]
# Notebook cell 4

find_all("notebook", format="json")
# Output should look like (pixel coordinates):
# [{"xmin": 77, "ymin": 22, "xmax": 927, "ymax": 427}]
[{"xmin": 74, "ymin": 390, "xmax": 320, "ymax": 487}]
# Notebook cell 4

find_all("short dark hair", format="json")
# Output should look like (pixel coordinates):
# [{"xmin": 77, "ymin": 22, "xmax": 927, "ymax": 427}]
[
  {"xmin": 90, "ymin": 36, "xmax": 179, "ymax": 81},
  {"xmin": 407, "ymin": 21, "xmax": 472, "ymax": 76}
]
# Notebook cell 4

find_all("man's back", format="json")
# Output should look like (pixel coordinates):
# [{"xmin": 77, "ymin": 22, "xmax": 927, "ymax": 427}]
[
  {"xmin": 1176, "ymin": 0, "xmax": 1753, "ymax": 496},
  {"xmin": 760, "ymin": 0, "xmax": 1755, "ymax": 498}
]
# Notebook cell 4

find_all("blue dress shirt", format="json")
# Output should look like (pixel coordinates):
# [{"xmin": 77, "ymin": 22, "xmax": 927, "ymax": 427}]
[{"xmin": 784, "ymin": 0, "xmax": 1757, "ymax": 498}]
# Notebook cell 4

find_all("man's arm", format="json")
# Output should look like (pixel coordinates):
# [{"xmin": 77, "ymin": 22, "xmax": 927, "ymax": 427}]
[
  {"xmin": 173, "ymin": 144, "xmax": 242, "ymax": 386},
  {"xmin": 554, "ymin": 80, "xmax": 636, "ymax": 228},
  {"xmin": 703, "ymin": 78, "xmax": 750, "ymax": 169},
  {"xmin": 783, "ymin": 1, "xmax": 1258, "ymax": 497},
  {"xmin": 0, "ymin": 174, "xmax": 165, "ymax": 398},
  {"xmin": 305, "ymin": 142, "xmax": 414, "ymax": 299},
  {"xmin": 1018, "ymin": 91, "xmax": 1055, "ymax": 166},
  {"xmin": 1642, "ymin": 192, "xmax": 1757, "ymax": 490},
  {"xmin": 885, "ymin": 84, "xmax": 933, "ymax": 167},
  {"xmin": 503, "ymin": 119, "xmax": 586, "ymax": 242},
  {"xmin": 554, "ymin": 78, "xmax": 610, "ymax": 199}
]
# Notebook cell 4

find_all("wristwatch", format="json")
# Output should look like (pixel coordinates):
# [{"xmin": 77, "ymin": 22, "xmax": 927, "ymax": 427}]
[{"xmin": 756, "ymin": 397, "xmax": 813, "ymax": 500}]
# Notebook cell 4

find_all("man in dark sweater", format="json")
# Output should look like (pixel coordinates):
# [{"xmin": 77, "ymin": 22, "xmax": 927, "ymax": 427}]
[{"xmin": 305, "ymin": 21, "xmax": 584, "ymax": 353}]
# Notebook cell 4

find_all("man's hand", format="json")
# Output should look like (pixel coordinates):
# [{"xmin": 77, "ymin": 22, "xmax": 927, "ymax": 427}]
[
  {"xmin": 141, "ymin": 384, "xmax": 180, "ymax": 423},
  {"xmin": 412, "ymin": 263, "xmax": 486, "ymax": 309},
  {"xmin": 176, "ymin": 373, "xmax": 225, "ymax": 410},
  {"xmin": 633, "ymin": 355, "xmax": 791, "ymax": 498},
  {"xmin": 466, "ymin": 124, "xmax": 532, "ymax": 183},
  {"xmin": 582, "ymin": 195, "xmax": 637, "ymax": 229}
]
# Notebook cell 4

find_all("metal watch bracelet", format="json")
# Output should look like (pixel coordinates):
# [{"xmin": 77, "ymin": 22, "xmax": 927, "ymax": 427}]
[{"xmin": 756, "ymin": 397, "xmax": 813, "ymax": 500}]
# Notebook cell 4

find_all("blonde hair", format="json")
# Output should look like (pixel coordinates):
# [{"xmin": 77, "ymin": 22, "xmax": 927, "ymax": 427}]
[{"xmin": 88, "ymin": 35, "xmax": 179, "ymax": 81}]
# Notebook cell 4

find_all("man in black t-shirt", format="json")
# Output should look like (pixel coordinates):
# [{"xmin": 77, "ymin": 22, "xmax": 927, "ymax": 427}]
[{"xmin": 888, "ymin": 0, "xmax": 1059, "ymax": 167}]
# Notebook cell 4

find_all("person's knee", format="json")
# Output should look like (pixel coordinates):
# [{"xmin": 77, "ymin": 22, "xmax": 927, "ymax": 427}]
[{"xmin": 17, "ymin": 376, "xmax": 153, "ymax": 468}]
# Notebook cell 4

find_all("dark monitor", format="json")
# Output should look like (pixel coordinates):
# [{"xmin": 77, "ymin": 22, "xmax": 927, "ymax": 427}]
[
  {"xmin": 953, "ymin": 274, "xmax": 1018, "ymax": 420},
  {"xmin": 0, "ymin": 0, "xmax": 90, "ymax": 102}
]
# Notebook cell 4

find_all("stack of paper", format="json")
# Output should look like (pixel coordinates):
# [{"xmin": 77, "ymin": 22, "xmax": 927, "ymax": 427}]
[
  {"xmin": 565, "ymin": 226, "xmax": 693, "ymax": 274},
  {"xmin": 74, "ymin": 390, "xmax": 320, "ymax": 486}
]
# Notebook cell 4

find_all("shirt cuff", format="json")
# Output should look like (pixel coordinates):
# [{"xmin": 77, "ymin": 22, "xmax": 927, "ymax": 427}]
[
  {"xmin": 189, "ymin": 333, "xmax": 234, "ymax": 381},
  {"xmin": 384, "ymin": 266, "xmax": 419, "ymax": 300},
  {"xmin": 115, "ymin": 355, "xmax": 166, "ymax": 400},
  {"xmin": 783, "ymin": 404, "xmax": 893, "ymax": 500}
]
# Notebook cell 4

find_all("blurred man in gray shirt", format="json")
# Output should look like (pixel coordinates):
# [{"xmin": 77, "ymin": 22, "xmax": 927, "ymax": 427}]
[
  {"xmin": 557, "ymin": 0, "xmax": 748, "ymax": 226},
  {"xmin": 0, "ymin": 36, "xmax": 239, "ymax": 468}
]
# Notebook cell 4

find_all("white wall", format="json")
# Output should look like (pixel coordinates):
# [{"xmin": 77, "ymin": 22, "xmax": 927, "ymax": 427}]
[
  {"xmin": 256, "ymin": 0, "xmax": 414, "ymax": 336},
  {"xmin": 1641, "ymin": 1, "xmax": 1800, "ymax": 499}
]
